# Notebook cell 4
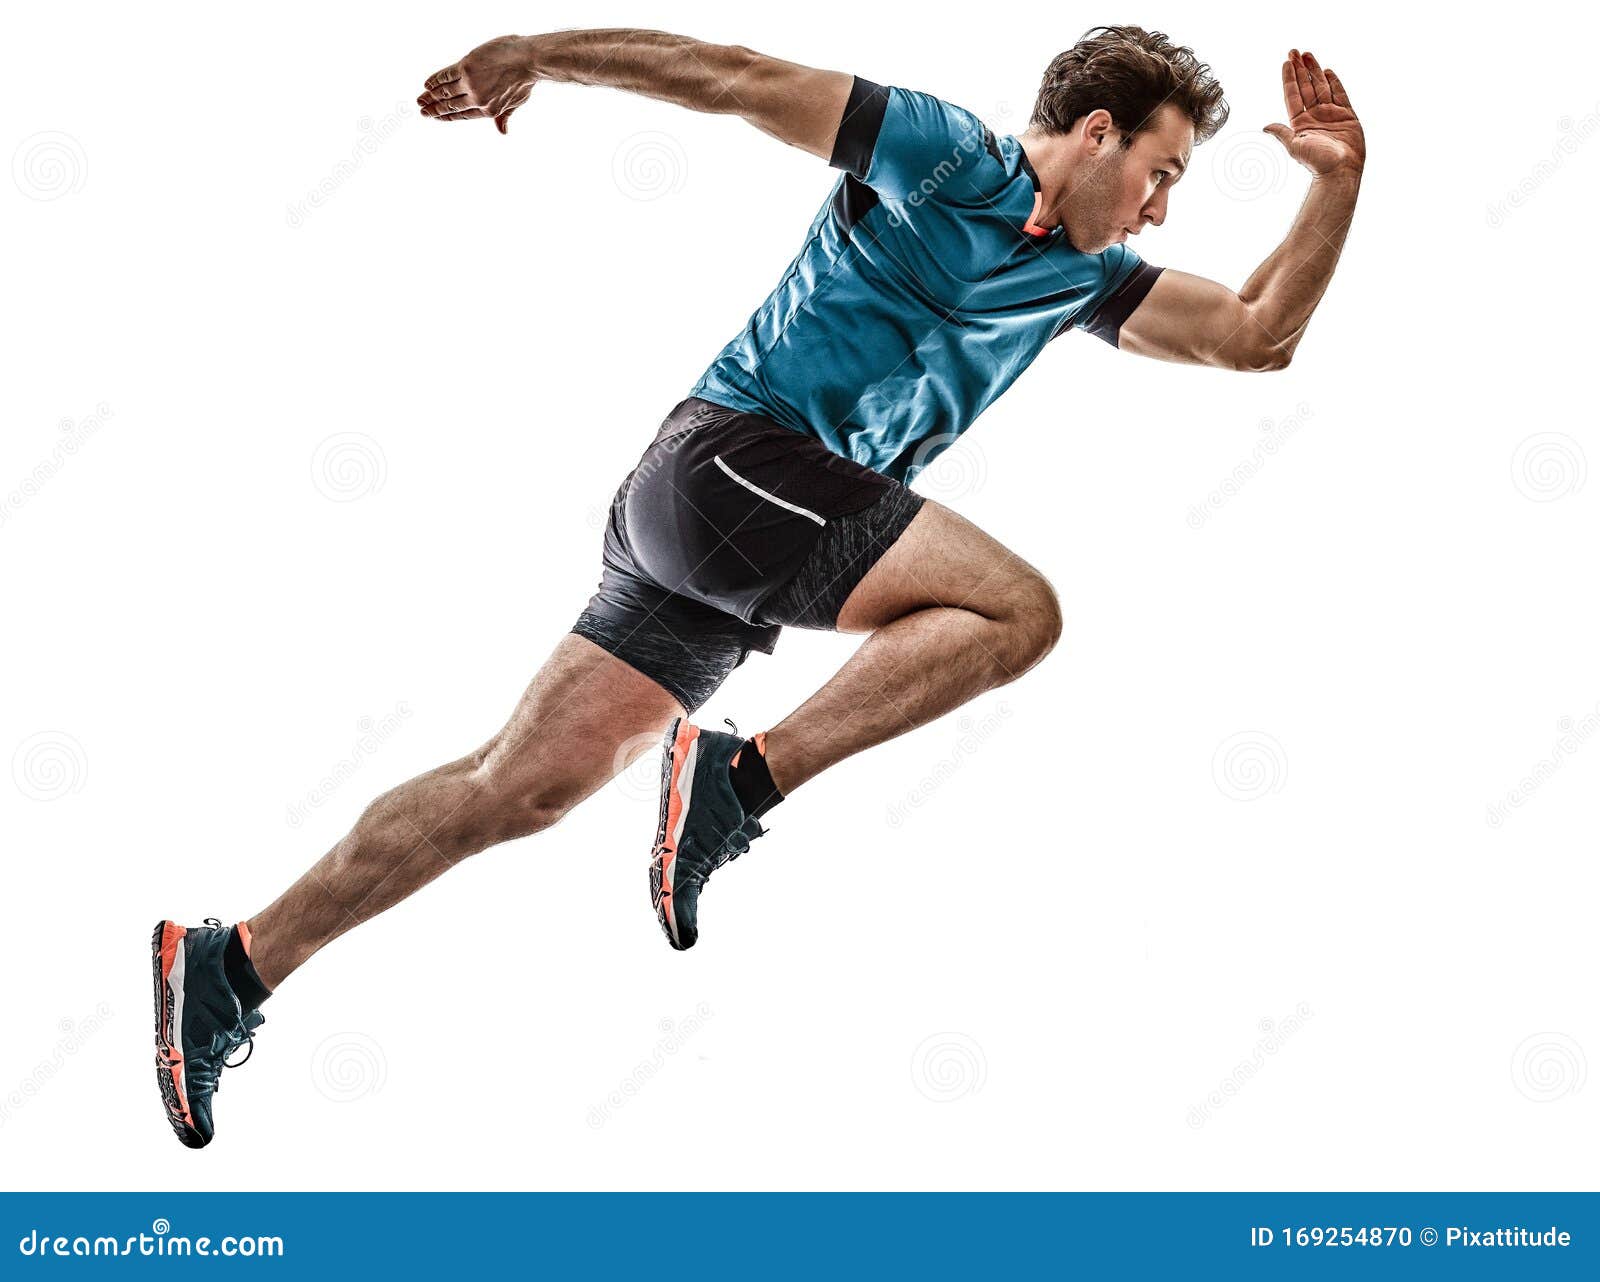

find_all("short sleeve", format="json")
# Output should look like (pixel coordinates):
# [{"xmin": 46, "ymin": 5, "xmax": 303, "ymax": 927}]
[
  {"xmin": 1076, "ymin": 251, "xmax": 1165, "ymax": 347},
  {"xmin": 829, "ymin": 78, "xmax": 1000, "ymax": 203}
]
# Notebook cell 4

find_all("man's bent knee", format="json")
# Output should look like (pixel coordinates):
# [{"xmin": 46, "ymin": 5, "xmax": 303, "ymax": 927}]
[{"xmin": 995, "ymin": 574, "xmax": 1063, "ymax": 676}]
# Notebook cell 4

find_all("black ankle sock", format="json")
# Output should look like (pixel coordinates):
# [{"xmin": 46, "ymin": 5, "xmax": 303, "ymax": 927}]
[
  {"xmin": 223, "ymin": 925, "xmax": 273, "ymax": 1011},
  {"xmin": 727, "ymin": 735, "xmax": 783, "ymax": 819}
]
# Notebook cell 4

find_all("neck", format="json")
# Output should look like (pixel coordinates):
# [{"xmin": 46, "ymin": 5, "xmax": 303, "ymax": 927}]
[{"xmin": 1014, "ymin": 129, "xmax": 1079, "ymax": 230}]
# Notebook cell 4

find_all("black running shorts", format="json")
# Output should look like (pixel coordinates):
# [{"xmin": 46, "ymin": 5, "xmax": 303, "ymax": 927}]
[{"xmin": 572, "ymin": 397, "xmax": 926, "ymax": 712}]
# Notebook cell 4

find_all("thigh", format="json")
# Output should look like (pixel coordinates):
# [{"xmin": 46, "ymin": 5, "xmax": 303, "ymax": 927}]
[{"xmin": 833, "ymin": 499, "xmax": 1051, "ymax": 634}]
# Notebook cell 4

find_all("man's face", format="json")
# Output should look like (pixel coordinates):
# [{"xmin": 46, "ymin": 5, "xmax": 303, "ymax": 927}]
[{"xmin": 1064, "ymin": 104, "xmax": 1195, "ymax": 254}]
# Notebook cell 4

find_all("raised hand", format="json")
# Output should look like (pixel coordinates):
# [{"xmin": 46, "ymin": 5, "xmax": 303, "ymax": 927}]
[
  {"xmin": 1263, "ymin": 50, "xmax": 1365, "ymax": 177},
  {"xmin": 417, "ymin": 35, "xmax": 537, "ymax": 136}
]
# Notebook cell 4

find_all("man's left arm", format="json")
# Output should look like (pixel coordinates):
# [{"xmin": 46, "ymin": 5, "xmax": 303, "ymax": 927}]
[{"xmin": 1117, "ymin": 50, "xmax": 1365, "ymax": 372}]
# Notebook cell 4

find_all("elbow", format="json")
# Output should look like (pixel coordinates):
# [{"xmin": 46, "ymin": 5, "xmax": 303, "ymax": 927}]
[{"xmin": 1232, "ymin": 342, "xmax": 1293, "ymax": 373}]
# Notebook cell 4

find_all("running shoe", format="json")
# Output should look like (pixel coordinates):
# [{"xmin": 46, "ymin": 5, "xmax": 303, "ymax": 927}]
[
  {"xmin": 151, "ymin": 919, "xmax": 265, "ymax": 1149},
  {"xmin": 650, "ymin": 718, "xmax": 766, "ymax": 951}
]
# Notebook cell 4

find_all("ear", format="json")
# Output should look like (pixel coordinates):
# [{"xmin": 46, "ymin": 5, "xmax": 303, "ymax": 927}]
[{"xmin": 1080, "ymin": 109, "xmax": 1120, "ymax": 153}]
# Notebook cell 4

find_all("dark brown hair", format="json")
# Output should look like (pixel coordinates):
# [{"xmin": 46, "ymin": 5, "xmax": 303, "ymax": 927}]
[{"xmin": 1031, "ymin": 25, "xmax": 1228, "ymax": 145}]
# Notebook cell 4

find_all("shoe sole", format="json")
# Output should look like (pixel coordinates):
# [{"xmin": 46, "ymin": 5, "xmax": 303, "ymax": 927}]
[
  {"xmin": 151, "ymin": 921, "xmax": 207, "ymax": 1149},
  {"xmin": 650, "ymin": 717, "xmax": 700, "ymax": 951}
]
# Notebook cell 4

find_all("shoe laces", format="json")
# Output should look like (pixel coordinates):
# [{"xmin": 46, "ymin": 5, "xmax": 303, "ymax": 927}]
[{"xmin": 190, "ymin": 919, "xmax": 266, "ymax": 1091}]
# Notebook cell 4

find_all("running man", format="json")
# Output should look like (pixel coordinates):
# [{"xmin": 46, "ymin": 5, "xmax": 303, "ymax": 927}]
[{"xmin": 153, "ymin": 26, "xmax": 1364, "ymax": 1146}]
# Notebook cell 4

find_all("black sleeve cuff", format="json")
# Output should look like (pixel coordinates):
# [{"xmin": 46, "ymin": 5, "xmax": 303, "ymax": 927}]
[
  {"xmin": 828, "ymin": 76, "xmax": 889, "ymax": 180},
  {"xmin": 1080, "ymin": 262, "xmax": 1165, "ymax": 347}
]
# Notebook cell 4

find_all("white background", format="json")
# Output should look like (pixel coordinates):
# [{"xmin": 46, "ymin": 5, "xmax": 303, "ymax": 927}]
[{"xmin": 3, "ymin": 1, "xmax": 1596, "ymax": 1191}]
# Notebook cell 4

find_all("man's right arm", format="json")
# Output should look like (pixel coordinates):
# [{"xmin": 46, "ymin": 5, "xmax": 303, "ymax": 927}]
[{"xmin": 418, "ymin": 29, "xmax": 853, "ymax": 155}]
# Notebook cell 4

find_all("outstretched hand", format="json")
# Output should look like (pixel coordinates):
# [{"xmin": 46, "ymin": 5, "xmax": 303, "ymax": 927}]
[
  {"xmin": 417, "ymin": 35, "xmax": 536, "ymax": 135},
  {"xmin": 1264, "ymin": 50, "xmax": 1365, "ymax": 177}
]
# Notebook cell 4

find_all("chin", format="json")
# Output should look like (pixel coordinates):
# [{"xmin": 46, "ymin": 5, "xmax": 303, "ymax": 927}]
[{"xmin": 1072, "ymin": 233, "xmax": 1118, "ymax": 255}]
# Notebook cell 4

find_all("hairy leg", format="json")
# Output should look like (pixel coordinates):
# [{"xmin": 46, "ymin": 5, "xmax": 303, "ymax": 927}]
[
  {"xmin": 246, "ymin": 634, "xmax": 682, "ymax": 988},
  {"xmin": 762, "ymin": 500, "xmax": 1061, "ymax": 794}
]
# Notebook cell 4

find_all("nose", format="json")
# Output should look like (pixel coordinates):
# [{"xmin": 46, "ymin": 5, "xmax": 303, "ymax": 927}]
[{"xmin": 1143, "ymin": 188, "xmax": 1170, "ymax": 228}]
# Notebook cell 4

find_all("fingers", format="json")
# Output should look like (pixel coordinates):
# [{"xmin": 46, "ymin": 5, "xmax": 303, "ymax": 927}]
[
  {"xmin": 1301, "ymin": 51, "xmax": 1333, "ymax": 105},
  {"xmin": 437, "ymin": 107, "xmax": 490, "ymax": 122},
  {"xmin": 416, "ymin": 83, "xmax": 460, "ymax": 104},
  {"xmin": 1326, "ymin": 68, "xmax": 1353, "ymax": 111},
  {"xmin": 1280, "ymin": 55, "xmax": 1304, "ymax": 117},
  {"xmin": 418, "ymin": 94, "xmax": 471, "ymax": 118},
  {"xmin": 1262, "ymin": 122, "xmax": 1294, "ymax": 151},
  {"xmin": 1289, "ymin": 49, "xmax": 1316, "ymax": 112},
  {"xmin": 424, "ymin": 65, "xmax": 461, "ymax": 91}
]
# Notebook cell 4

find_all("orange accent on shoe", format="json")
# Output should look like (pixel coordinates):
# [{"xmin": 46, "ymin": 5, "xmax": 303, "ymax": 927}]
[
  {"xmin": 659, "ymin": 721, "xmax": 701, "ymax": 912},
  {"xmin": 752, "ymin": 731, "xmax": 768, "ymax": 756},
  {"xmin": 159, "ymin": 922, "xmax": 193, "ymax": 1125},
  {"xmin": 236, "ymin": 920, "xmax": 253, "ymax": 955}
]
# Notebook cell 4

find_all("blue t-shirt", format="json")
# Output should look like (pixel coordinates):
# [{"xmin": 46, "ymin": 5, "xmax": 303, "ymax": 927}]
[{"xmin": 691, "ymin": 76, "xmax": 1163, "ymax": 483}]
